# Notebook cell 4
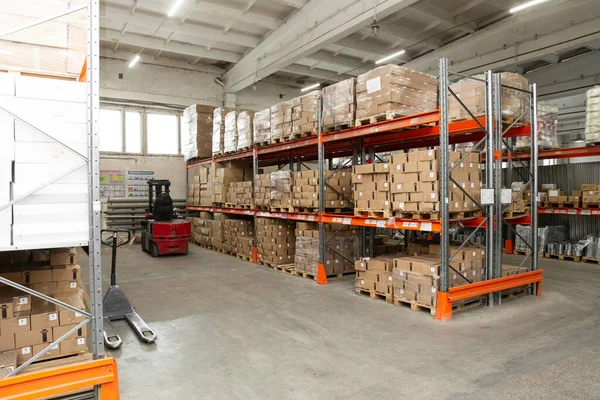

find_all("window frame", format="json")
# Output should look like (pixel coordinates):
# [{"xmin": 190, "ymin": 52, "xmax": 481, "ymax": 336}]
[{"xmin": 99, "ymin": 103, "xmax": 183, "ymax": 157}]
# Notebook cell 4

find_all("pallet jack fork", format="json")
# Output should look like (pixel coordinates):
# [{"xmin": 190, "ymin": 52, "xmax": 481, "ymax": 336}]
[{"xmin": 101, "ymin": 229, "xmax": 157, "ymax": 349}]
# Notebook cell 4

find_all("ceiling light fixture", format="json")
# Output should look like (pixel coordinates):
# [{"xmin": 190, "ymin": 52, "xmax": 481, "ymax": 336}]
[
  {"xmin": 509, "ymin": 0, "xmax": 551, "ymax": 14},
  {"xmin": 168, "ymin": 0, "xmax": 184, "ymax": 17},
  {"xmin": 375, "ymin": 50, "xmax": 406, "ymax": 65},
  {"xmin": 301, "ymin": 83, "xmax": 320, "ymax": 92},
  {"xmin": 128, "ymin": 54, "xmax": 140, "ymax": 68}
]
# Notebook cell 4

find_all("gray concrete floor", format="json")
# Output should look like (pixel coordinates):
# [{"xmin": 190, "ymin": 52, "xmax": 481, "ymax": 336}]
[{"xmin": 86, "ymin": 245, "xmax": 600, "ymax": 399}]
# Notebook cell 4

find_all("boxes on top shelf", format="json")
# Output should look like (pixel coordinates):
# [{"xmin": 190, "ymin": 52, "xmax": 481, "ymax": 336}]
[
  {"xmin": 291, "ymin": 90, "xmax": 321, "ymax": 138},
  {"xmin": 323, "ymin": 78, "xmax": 356, "ymax": 129},
  {"xmin": 586, "ymin": 86, "xmax": 600, "ymax": 144},
  {"xmin": 224, "ymin": 110, "xmax": 238, "ymax": 154},
  {"xmin": 182, "ymin": 104, "xmax": 213, "ymax": 161},
  {"xmin": 212, "ymin": 107, "xmax": 229, "ymax": 156},
  {"xmin": 253, "ymin": 108, "xmax": 271, "ymax": 145},
  {"xmin": 270, "ymin": 100, "xmax": 293, "ymax": 142},
  {"xmin": 236, "ymin": 111, "xmax": 254, "ymax": 151}
]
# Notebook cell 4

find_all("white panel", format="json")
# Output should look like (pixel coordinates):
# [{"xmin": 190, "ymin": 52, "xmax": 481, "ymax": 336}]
[
  {"xmin": 14, "ymin": 142, "xmax": 86, "ymax": 163},
  {"xmin": 0, "ymin": 108, "xmax": 15, "ymax": 161},
  {"xmin": 15, "ymin": 76, "xmax": 87, "ymax": 103},
  {"xmin": 11, "ymin": 193, "xmax": 89, "ymax": 205},
  {"xmin": 15, "ymin": 122, "xmax": 87, "ymax": 145},
  {"xmin": 0, "ymin": 207, "xmax": 11, "ymax": 247},
  {"xmin": 13, "ymin": 203, "xmax": 88, "ymax": 224},
  {"xmin": 0, "ymin": 74, "xmax": 15, "ymax": 96}
]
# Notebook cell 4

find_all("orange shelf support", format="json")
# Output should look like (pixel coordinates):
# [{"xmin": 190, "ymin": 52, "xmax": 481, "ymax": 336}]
[
  {"xmin": 435, "ymin": 270, "xmax": 544, "ymax": 321},
  {"xmin": 77, "ymin": 58, "xmax": 87, "ymax": 82},
  {"xmin": 0, "ymin": 357, "xmax": 119, "ymax": 400}
]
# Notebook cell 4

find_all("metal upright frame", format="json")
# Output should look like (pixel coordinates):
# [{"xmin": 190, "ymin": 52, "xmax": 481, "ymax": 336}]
[{"xmin": 0, "ymin": 1, "xmax": 119, "ymax": 398}]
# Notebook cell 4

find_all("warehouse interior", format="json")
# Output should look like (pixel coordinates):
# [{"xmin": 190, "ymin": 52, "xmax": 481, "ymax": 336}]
[{"xmin": 1, "ymin": 0, "xmax": 600, "ymax": 398}]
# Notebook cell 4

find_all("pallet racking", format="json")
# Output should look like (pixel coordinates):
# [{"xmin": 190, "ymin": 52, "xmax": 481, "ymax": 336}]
[
  {"xmin": 186, "ymin": 58, "xmax": 544, "ymax": 321},
  {"xmin": 0, "ymin": 1, "xmax": 119, "ymax": 398}
]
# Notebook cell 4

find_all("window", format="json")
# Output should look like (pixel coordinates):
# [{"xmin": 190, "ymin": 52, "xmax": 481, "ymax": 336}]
[
  {"xmin": 99, "ymin": 109, "xmax": 122, "ymax": 152},
  {"xmin": 125, "ymin": 111, "xmax": 142, "ymax": 153},
  {"xmin": 147, "ymin": 113, "xmax": 179, "ymax": 155}
]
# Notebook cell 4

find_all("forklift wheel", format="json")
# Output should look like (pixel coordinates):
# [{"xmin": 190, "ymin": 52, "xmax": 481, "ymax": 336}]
[{"xmin": 150, "ymin": 242, "xmax": 159, "ymax": 257}]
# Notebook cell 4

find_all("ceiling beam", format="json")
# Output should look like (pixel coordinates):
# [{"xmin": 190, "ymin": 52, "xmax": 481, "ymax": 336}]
[
  {"xmin": 452, "ymin": 0, "xmax": 486, "ymax": 16},
  {"xmin": 336, "ymin": 36, "xmax": 412, "ymax": 61},
  {"xmin": 280, "ymin": 64, "xmax": 353, "ymax": 82},
  {"xmin": 223, "ymin": 0, "xmax": 419, "ymax": 92},
  {"xmin": 305, "ymin": 50, "xmax": 373, "ymax": 74},
  {"xmin": 378, "ymin": 23, "xmax": 442, "ymax": 49},
  {"xmin": 191, "ymin": 0, "xmax": 282, "ymax": 30},
  {"xmin": 100, "ymin": 29, "xmax": 242, "ymax": 63},
  {"xmin": 405, "ymin": 0, "xmax": 600, "ymax": 75},
  {"xmin": 413, "ymin": 3, "xmax": 477, "ymax": 33},
  {"xmin": 101, "ymin": 4, "xmax": 260, "ymax": 48},
  {"xmin": 269, "ymin": 0, "xmax": 307, "ymax": 8}
]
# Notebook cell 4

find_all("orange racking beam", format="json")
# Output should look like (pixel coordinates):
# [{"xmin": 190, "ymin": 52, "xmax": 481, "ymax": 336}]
[
  {"xmin": 435, "ymin": 270, "xmax": 544, "ymax": 321},
  {"xmin": 0, "ymin": 357, "xmax": 119, "ymax": 400}
]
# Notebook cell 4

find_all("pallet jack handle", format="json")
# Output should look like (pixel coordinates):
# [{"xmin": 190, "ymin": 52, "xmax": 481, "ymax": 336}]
[{"xmin": 101, "ymin": 230, "xmax": 131, "ymax": 287}]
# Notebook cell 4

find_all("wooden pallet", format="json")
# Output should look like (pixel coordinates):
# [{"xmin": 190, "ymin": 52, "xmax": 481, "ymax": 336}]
[
  {"xmin": 292, "ymin": 207, "xmax": 319, "ymax": 214},
  {"xmin": 503, "ymin": 210, "xmax": 530, "ymax": 219},
  {"xmin": 213, "ymin": 202, "xmax": 225, "ymax": 207},
  {"xmin": 259, "ymin": 261, "xmax": 295, "ymax": 274},
  {"xmin": 270, "ymin": 206, "xmax": 295, "ymax": 212},
  {"xmin": 236, "ymin": 146, "xmax": 251, "ymax": 152},
  {"xmin": 289, "ymin": 130, "xmax": 317, "ymax": 140},
  {"xmin": 500, "ymin": 286, "xmax": 530, "ymax": 301},
  {"xmin": 450, "ymin": 210, "xmax": 484, "ymax": 219},
  {"xmin": 323, "ymin": 121, "xmax": 354, "ymax": 133},
  {"xmin": 545, "ymin": 253, "xmax": 581, "ymax": 262},
  {"xmin": 185, "ymin": 156, "xmax": 211, "ymax": 165},
  {"xmin": 355, "ymin": 287, "xmax": 393, "ymax": 303},
  {"xmin": 255, "ymin": 205, "xmax": 271, "ymax": 211},
  {"xmin": 269, "ymin": 137, "xmax": 284, "ymax": 144},
  {"xmin": 236, "ymin": 254, "xmax": 251, "ymax": 261},
  {"xmin": 542, "ymin": 202, "xmax": 579, "ymax": 208},
  {"xmin": 255, "ymin": 141, "xmax": 269, "ymax": 147},
  {"xmin": 582, "ymin": 202, "xmax": 600, "ymax": 209},
  {"xmin": 354, "ymin": 208, "xmax": 392, "ymax": 218},
  {"xmin": 393, "ymin": 297, "xmax": 436, "ymax": 316},
  {"xmin": 225, "ymin": 203, "xmax": 253, "ymax": 209},
  {"xmin": 394, "ymin": 211, "xmax": 439, "ymax": 220},
  {"xmin": 581, "ymin": 257, "xmax": 600, "ymax": 264},
  {"xmin": 513, "ymin": 249, "xmax": 544, "ymax": 257},
  {"xmin": 291, "ymin": 269, "xmax": 354, "ymax": 281}
]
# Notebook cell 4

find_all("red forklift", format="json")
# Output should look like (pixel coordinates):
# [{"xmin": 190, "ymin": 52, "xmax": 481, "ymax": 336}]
[{"xmin": 141, "ymin": 179, "xmax": 191, "ymax": 256}]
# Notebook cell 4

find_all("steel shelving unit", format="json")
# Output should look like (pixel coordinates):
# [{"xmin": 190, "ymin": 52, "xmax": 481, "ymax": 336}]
[
  {"xmin": 186, "ymin": 57, "xmax": 545, "ymax": 320},
  {"xmin": 0, "ymin": 1, "xmax": 119, "ymax": 399}
]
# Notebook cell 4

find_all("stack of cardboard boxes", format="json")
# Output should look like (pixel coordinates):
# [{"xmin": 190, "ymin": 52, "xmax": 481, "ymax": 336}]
[
  {"xmin": 390, "ymin": 149, "xmax": 482, "ymax": 216},
  {"xmin": 292, "ymin": 169, "xmax": 353, "ymax": 212},
  {"xmin": 254, "ymin": 173, "xmax": 271, "ymax": 209},
  {"xmin": 448, "ymin": 72, "xmax": 529, "ymax": 122},
  {"xmin": 0, "ymin": 248, "xmax": 88, "ymax": 367},
  {"xmin": 212, "ymin": 108, "xmax": 228, "ymax": 156},
  {"xmin": 253, "ymin": 108, "xmax": 271, "ymax": 145},
  {"xmin": 187, "ymin": 166, "xmax": 212, "ymax": 207},
  {"xmin": 355, "ymin": 65, "xmax": 438, "ymax": 121},
  {"xmin": 270, "ymin": 101, "xmax": 293, "ymax": 142},
  {"xmin": 223, "ymin": 219, "xmax": 254, "ymax": 258},
  {"xmin": 295, "ymin": 223, "xmax": 359, "ymax": 276},
  {"xmin": 226, "ymin": 181, "xmax": 253, "ymax": 208},
  {"xmin": 291, "ymin": 91, "xmax": 321, "ymax": 138},
  {"xmin": 236, "ymin": 111, "xmax": 253, "ymax": 152},
  {"xmin": 224, "ymin": 111, "xmax": 238, "ymax": 154},
  {"xmin": 213, "ymin": 166, "xmax": 247, "ymax": 205},
  {"xmin": 211, "ymin": 213, "xmax": 231, "ymax": 251},
  {"xmin": 199, "ymin": 166, "xmax": 212, "ymax": 207},
  {"xmin": 182, "ymin": 104, "xmax": 213, "ymax": 161},
  {"xmin": 270, "ymin": 171, "xmax": 293, "ymax": 210},
  {"xmin": 354, "ymin": 256, "xmax": 396, "ymax": 299},
  {"xmin": 580, "ymin": 185, "xmax": 600, "ymax": 206},
  {"xmin": 191, "ymin": 213, "xmax": 213, "ymax": 247},
  {"xmin": 255, "ymin": 218, "xmax": 295, "ymax": 266},
  {"xmin": 323, "ymin": 78, "xmax": 356, "ymax": 129},
  {"xmin": 352, "ymin": 163, "xmax": 391, "ymax": 215}
]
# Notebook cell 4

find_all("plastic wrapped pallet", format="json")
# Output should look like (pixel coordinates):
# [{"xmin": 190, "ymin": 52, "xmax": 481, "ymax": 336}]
[
  {"xmin": 355, "ymin": 65, "xmax": 438, "ymax": 120},
  {"xmin": 291, "ymin": 91, "xmax": 321, "ymax": 138},
  {"xmin": 183, "ymin": 104, "xmax": 213, "ymax": 161},
  {"xmin": 253, "ymin": 108, "xmax": 271, "ymax": 145},
  {"xmin": 586, "ymin": 86, "xmax": 600, "ymax": 144},
  {"xmin": 212, "ymin": 108, "xmax": 227, "ymax": 156},
  {"xmin": 515, "ymin": 225, "xmax": 568, "ymax": 253},
  {"xmin": 270, "ymin": 100, "xmax": 293, "ymax": 142},
  {"xmin": 515, "ymin": 102, "xmax": 559, "ymax": 150},
  {"xmin": 323, "ymin": 78, "xmax": 356, "ymax": 129},
  {"xmin": 270, "ymin": 170, "xmax": 293, "ymax": 210},
  {"xmin": 236, "ymin": 111, "xmax": 253, "ymax": 151},
  {"xmin": 224, "ymin": 110, "xmax": 238, "ymax": 153},
  {"xmin": 448, "ymin": 73, "xmax": 529, "ymax": 122}
]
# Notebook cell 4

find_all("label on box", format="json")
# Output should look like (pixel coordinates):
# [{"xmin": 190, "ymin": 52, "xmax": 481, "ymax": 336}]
[
  {"xmin": 49, "ymin": 313, "xmax": 58, "ymax": 321},
  {"xmin": 18, "ymin": 318, "xmax": 27, "ymax": 326},
  {"xmin": 70, "ymin": 282, "xmax": 77, "ymax": 289},
  {"xmin": 429, "ymin": 171, "xmax": 434, "ymax": 178},
  {"xmin": 19, "ymin": 297, "xmax": 28, "ymax": 305},
  {"xmin": 22, "ymin": 347, "xmax": 31, "ymax": 355},
  {"xmin": 77, "ymin": 338, "xmax": 85, "ymax": 345},
  {"xmin": 75, "ymin": 311, "xmax": 82, "ymax": 318},
  {"xmin": 430, "ymin": 192, "xmax": 435, "ymax": 199},
  {"xmin": 367, "ymin": 77, "xmax": 381, "ymax": 94},
  {"xmin": 360, "ymin": 279, "xmax": 365, "ymax": 285}
]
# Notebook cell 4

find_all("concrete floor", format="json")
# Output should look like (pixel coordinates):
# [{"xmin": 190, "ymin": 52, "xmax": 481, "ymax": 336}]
[{"xmin": 85, "ymin": 245, "xmax": 600, "ymax": 399}]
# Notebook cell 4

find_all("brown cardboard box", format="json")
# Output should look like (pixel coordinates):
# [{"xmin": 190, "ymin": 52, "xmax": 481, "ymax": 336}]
[
  {"xmin": 50, "ymin": 248, "xmax": 78, "ymax": 266},
  {"xmin": 16, "ymin": 346, "xmax": 32, "ymax": 364},
  {"xmin": 60, "ymin": 337, "xmax": 87, "ymax": 355},
  {"xmin": 33, "ymin": 343, "xmax": 60, "ymax": 360},
  {"xmin": 365, "ymin": 258, "xmax": 393, "ymax": 272},
  {"xmin": 31, "ymin": 282, "xmax": 56, "ymax": 296},
  {"xmin": 52, "ymin": 265, "xmax": 81, "ymax": 282},
  {"xmin": 15, "ymin": 328, "xmax": 53, "ymax": 348},
  {"xmin": 30, "ymin": 299, "xmax": 59, "ymax": 330},
  {"xmin": 0, "ymin": 311, "xmax": 30, "ymax": 335},
  {"xmin": 53, "ymin": 324, "xmax": 87, "ymax": 340},
  {"xmin": 0, "ymin": 268, "xmax": 23, "ymax": 286},
  {"xmin": 54, "ymin": 293, "xmax": 86, "ymax": 326},
  {"xmin": 0, "ymin": 334, "xmax": 14, "ymax": 352},
  {"xmin": 0, "ymin": 299, "xmax": 13, "ymax": 320},
  {"xmin": 581, "ymin": 184, "xmax": 597, "ymax": 191},
  {"xmin": 22, "ymin": 267, "xmax": 52, "ymax": 285},
  {"xmin": 0, "ymin": 350, "xmax": 17, "ymax": 377},
  {"xmin": 56, "ymin": 281, "xmax": 80, "ymax": 294},
  {"xmin": 355, "ymin": 278, "xmax": 376, "ymax": 292},
  {"xmin": 393, "ymin": 256, "xmax": 440, "ymax": 276}
]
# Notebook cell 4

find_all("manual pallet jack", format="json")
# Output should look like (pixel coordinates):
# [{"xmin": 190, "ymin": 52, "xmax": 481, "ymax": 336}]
[{"xmin": 101, "ymin": 229, "xmax": 157, "ymax": 349}]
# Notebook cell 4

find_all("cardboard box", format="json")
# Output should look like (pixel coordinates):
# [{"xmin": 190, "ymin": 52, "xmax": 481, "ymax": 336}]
[
  {"xmin": 0, "ymin": 350, "xmax": 17, "ymax": 377},
  {"xmin": 52, "ymin": 265, "xmax": 81, "ymax": 282},
  {"xmin": 16, "ymin": 346, "xmax": 32, "ymax": 364},
  {"xmin": 0, "ymin": 334, "xmax": 15, "ymax": 352},
  {"xmin": 30, "ymin": 299, "xmax": 59, "ymax": 330},
  {"xmin": 22, "ymin": 267, "xmax": 52, "ymax": 285},
  {"xmin": 52, "ymin": 324, "xmax": 87, "ymax": 340},
  {"xmin": 0, "ymin": 311, "xmax": 30, "ymax": 335},
  {"xmin": 53, "ymin": 293, "xmax": 86, "ymax": 326},
  {"xmin": 15, "ymin": 328, "xmax": 53, "ymax": 348},
  {"xmin": 393, "ymin": 256, "xmax": 440, "ymax": 276},
  {"xmin": 0, "ymin": 299, "xmax": 13, "ymax": 320},
  {"xmin": 59, "ymin": 337, "xmax": 87, "ymax": 355},
  {"xmin": 50, "ymin": 248, "xmax": 78, "ymax": 266},
  {"xmin": 33, "ymin": 342, "xmax": 60, "ymax": 360},
  {"xmin": 56, "ymin": 281, "xmax": 80, "ymax": 294}
]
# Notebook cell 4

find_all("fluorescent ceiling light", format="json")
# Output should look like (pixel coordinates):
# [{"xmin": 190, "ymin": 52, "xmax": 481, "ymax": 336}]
[
  {"xmin": 128, "ymin": 55, "xmax": 140, "ymax": 68},
  {"xmin": 168, "ymin": 0, "xmax": 184, "ymax": 17},
  {"xmin": 301, "ymin": 83, "xmax": 320, "ymax": 92},
  {"xmin": 509, "ymin": 0, "xmax": 551, "ymax": 13},
  {"xmin": 375, "ymin": 50, "xmax": 406, "ymax": 65}
]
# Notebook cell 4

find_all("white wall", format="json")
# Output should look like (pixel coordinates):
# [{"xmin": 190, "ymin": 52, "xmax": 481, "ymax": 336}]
[{"xmin": 100, "ymin": 51, "xmax": 301, "ymax": 110}]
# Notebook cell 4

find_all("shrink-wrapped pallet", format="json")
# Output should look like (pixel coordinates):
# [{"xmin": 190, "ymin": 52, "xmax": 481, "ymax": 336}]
[
  {"xmin": 253, "ymin": 108, "xmax": 271, "ymax": 145},
  {"xmin": 212, "ymin": 108, "xmax": 227, "ymax": 156},
  {"xmin": 323, "ymin": 78, "xmax": 356, "ymax": 128},
  {"xmin": 515, "ymin": 102, "xmax": 559, "ymax": 149},
  {"xmin": 236, "ymin": 111, "xmax": 253, "ymax": 151},
  {"xmin": 586, "ymin": 86, "xmax": 600, "ymax": 144},
  {"xmin": 224, "ymin": 111, "xmax": 237, "ymax": 153}
]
